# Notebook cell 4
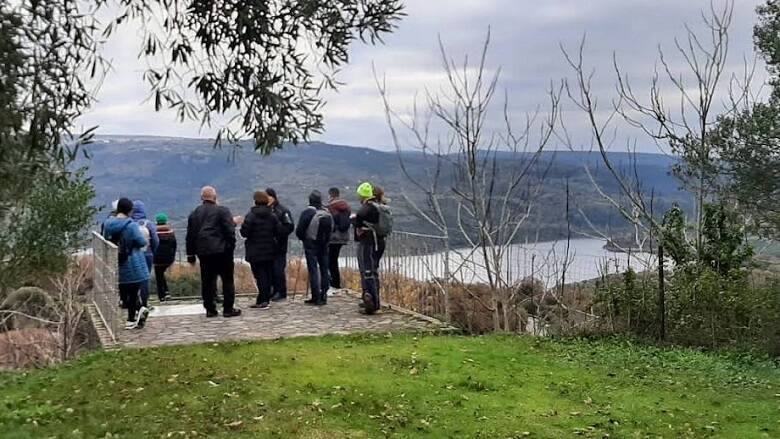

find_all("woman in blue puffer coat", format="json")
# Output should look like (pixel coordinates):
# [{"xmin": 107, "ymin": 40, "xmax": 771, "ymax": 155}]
[{"xmin": 103, "ymin": 198, "xmax": 151, "ymax": 329}]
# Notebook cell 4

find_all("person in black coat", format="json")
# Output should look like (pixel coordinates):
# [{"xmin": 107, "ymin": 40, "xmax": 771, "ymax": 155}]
[
  {"xmin": 152, "ymin": 212, "xmax": 177, "ymax": 302},
  {"xmin": 186, "ymin": 186, "xmax": 242, "ymax": 318},
  {"xmin": 240, "ymin": 191, "xmax": 283, "ymax": 309},
  {"xmin": 266, "ymin": 187, "xmax": 294, "ymax": 301}
]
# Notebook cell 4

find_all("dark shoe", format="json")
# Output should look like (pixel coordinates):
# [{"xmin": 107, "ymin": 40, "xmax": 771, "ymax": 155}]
[
  {"xmin": 304, "ymin": 298, "xmax": 318, "ymax": 305},
  {"xmin": 206, "ymin": 310, "xmax": 219, "ymax": 318},
  {"xmin": 223, "ymin": 308, "xmax": 242, "ymax": 318},
  {"xmin": 315, "ymin": 300, "xmax": 327, "ymax": 306},
  {"xmin": 362, "ymin": 293, "xmax": 376, "ymax": 315},
  {"xmin": 358, "ymin": 302, "xmax": 366, "ymax": 309},
  {"xmin": 159, "ymin": 293, "xmax": 171, "ymax": 302},
  {"xmin": 270, "ymin": 293, "xmax": 287, "ymax": 302},
  {"xmin": 249, "ymin": 303, "xmax": 264, "ymax": 309},
  {"xmin": 257, "ymin": 302, "xmax": 270, "ymax": 310}
]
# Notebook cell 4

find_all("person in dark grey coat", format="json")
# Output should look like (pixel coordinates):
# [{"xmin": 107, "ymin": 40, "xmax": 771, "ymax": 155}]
[
  {"xmin": 186, "ymin": 186, "xmax": 242, "ymax": 318},
  {"xmin": 295, "ymin": 190, "xmax": 333, "ymax": 305},
  {"xmin": 240, "ymin": 191, "xmax": 283, "ymax": 309}
]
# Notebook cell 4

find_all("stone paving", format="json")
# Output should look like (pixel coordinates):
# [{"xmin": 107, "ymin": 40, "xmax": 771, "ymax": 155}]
[{"xmin": 116, "ymin": 292, "xmax": 445, "ymax": 348}]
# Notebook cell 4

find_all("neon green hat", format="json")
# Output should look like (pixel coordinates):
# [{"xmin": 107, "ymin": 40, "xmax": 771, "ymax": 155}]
[
  {"xmin": 356, "ymin": 182, "xmax": 374, "ymax": 199},
  {"xmin": 155, "ymin": 212, "xmax": 169, "ymax": 225}
]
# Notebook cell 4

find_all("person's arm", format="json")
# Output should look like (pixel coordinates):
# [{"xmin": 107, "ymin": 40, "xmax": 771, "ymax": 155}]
[
  {"xmin": 220, "ymin": 207, "xmax": 237, "ymax": 250},
  {"xmin": 171, "ymin": 231, "xmax": 178, "ymax": 259},
  {"xmin": 149, "ymin": 222, "xmax": 160, "ymax": 252},
  {"xmin": 280, "ymin": 207, "xmax": 295, "ymax": 237},
  {"xmin": 239, "ymin": 211, "xmax": 253, "ymax": 238},
  {"xmin": 272, "ymin": 214, "xmax": 283, "ymax": 239},
  {"xmin": 296, "ymin": 208, "xmax": 314, "ymax": 241},
  {"xmin": 186, "ymin": 211, "xmax": 198, "ymax": 263}
]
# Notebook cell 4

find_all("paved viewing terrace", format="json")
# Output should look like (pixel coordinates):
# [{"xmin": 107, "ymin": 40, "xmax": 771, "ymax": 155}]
[{"xmin": 111, "ymin": 292, "xmax": 447, "ymax": 348}]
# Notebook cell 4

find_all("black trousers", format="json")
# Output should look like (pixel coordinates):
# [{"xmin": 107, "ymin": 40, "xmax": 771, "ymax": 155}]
[
  {"xmin": 271, "ymin": 254, "xmax": 287, "ymax": 298},
  {"xmin": 249, "ymin": 259, "xmax": 274, "ymax": 305},
  {"xmin": 357, "ymin": 240, "xmax": 385, "ymax": 311},
  {"xmin": 119, "ymin": 282, "xmax": 142, "ymax": 322},
  {"xmin": 154, "ymin": 264, "xmax": 171, "ymax": 299},
  {"xmin": 328, "ymin": 244, "xmax": 345, "ymax": 289},
  {"xmin": 199, "ymin": 252, "xmax": 236, "ymax": 313}
]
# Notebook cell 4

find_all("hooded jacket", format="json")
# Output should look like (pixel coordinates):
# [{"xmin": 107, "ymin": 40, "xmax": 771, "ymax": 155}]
[
  {"xmin": 267, "ymin": 189, "xmax": 294, "ymax": 256},
  {"xmin": 154, "ymin": 224, "xmax": 177, "ymax": 266},
  {"xmin": 327, "ymin": 198, "xmax": 352, "ymax": 245},
  {"xmin": 102, "ymin": 216, "xmax": 150, "ymax": 284},
  {"xmin": 240, "ymin": 205, "xmax": 283, "ymax": 262},
  {"xmin": 131, "ymin": 201, "xmax": 159, "ymax": 256},
  {"xmin": 296, "ymin": 191, "xmax": 333, "ymax": 249}
]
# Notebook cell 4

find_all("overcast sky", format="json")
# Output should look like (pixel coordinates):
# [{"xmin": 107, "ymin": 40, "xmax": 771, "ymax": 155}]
[{"xmin": 78, "ymin": 0, "xmax": 765, "ymax": 152}]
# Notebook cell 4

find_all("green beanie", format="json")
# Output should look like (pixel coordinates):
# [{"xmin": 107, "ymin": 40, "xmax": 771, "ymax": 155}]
[
  {"xmin": 155, "ymin": 212, "xmax": 168, "ymax": 225},
  {"xmin": 356, "ymin": 182, "xmax": 374, "ymax": 199}
]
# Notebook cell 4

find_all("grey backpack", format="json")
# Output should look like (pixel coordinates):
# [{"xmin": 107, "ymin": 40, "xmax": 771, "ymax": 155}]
[
  {"xmin": 305, "ymin": 208, "xmax": 332, "ymax": 242},
  {"xmin": 368, "ymin": 202, "xmax": 393, "ymax": 238}
]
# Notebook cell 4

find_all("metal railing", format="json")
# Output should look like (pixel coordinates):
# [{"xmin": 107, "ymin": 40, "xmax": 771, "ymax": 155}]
[{"xmin": 90, "ymin": 231, "xmax": 121, "ymax": 342}]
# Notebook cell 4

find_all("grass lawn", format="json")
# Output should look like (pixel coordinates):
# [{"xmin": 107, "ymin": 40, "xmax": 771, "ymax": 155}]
[{"xmin": 1, "ymin": 333, "xmax": 779, "ymax": 438}]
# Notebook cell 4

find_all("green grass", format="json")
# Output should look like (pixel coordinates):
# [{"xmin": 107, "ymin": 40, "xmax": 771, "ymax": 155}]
[{"xmin": 1, "ymin": 334, "xmax": 779, "ymax": 438}]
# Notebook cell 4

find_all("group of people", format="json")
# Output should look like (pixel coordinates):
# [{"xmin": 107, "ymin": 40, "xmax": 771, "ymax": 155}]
[{"xmin": 103, "ymin": 182, "xmax": 390, "ymax": 330}]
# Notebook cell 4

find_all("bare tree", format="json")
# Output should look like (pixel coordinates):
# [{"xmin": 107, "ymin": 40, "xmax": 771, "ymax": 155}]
[
  {"xmin": 560, "ymin": 1, "xmax": 753, "ymax": 338},
  {"xmin": 562, "ymin": 1, "xmax": 750, "ymax": 255},
  {"xmin": 378, "ymin": 32, "xmax": 561, "ymax": 331}
]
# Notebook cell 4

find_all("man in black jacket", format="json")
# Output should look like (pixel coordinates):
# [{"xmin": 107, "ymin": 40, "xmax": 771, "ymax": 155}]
[
  {"xmin": 240, "ymin": 191, "xmax": 283, "ymax": 309},
  {"xmin": 296, "ymin": 190, "xmax": 333, "ymax": 305},
  {"xmin": 266, "ymin": 187, "xmax": 294, "ymax": 301},
  {"xmin": 186, "ymin": 186, "xmax": 242, "ymax": 318}
]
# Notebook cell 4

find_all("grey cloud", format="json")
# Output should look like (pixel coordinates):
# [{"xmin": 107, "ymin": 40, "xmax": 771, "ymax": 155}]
[{"xmin": 78, "ymin": 0, "xmax": 764, "ymax": 152}]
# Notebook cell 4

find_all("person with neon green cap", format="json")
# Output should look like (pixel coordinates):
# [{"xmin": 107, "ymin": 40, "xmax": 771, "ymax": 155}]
[
  {"xmin": 353, "ymin": 181, "xmax": 391, "ymax": 314},
  {"xmin": 153, "ymin": 212, "xmax": 177, "ymax": 302}
]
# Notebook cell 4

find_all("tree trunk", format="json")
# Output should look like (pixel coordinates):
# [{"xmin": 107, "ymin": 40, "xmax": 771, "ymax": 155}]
[{"xmin": 658, "ymin": 244, "xmax": 666, "ymax": 341}]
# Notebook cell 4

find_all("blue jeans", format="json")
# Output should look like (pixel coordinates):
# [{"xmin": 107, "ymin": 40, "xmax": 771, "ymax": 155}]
[
  {"xmin": 140, "ymin": 253, "xmax": 153, "ymax": 307},
  {"xmin": 304, "ymin": 245, "xmax": 329, "ymax": 302}
]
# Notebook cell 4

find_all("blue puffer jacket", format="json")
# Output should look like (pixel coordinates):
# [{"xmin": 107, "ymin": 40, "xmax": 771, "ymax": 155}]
[
  {"xmin": 131, "ymin": 200, "xmax": 159, "ymax": 256},
  {"xmin": 102, "ymin": 216, "xmax": 150, "ymax": 284}
]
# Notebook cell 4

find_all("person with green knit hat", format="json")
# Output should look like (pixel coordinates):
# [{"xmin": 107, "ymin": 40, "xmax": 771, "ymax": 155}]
[
  {"xmin": 153, "ymin": 212, "xmax": 177, "ymax": 302},
  {"xmin": 353, "ymin": 181, "xmax": 388, "ymax": 314}
]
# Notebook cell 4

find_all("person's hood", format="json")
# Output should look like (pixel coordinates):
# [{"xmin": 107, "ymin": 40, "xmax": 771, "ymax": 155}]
[
  {"xmin": 308, "ymin": 191, "xmax": 323, "ymax": 208},
  {"xmin": 103, "ymin": 217, "xmax": 134, "ymax": 235},
  {"xmin": 328, "ymin": 198, "xmax": 350, "ymax": 213},
  {"xmin": 131, "ymin": 200, "xmax": 148, "ymax": 220}
]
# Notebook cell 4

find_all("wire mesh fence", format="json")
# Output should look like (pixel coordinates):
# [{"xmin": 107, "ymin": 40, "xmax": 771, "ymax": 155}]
[
  {"xmin": 91, "ymin": 224, "xmax": 654, "ymax": 333},
  {"xmin": 90, "ymin": 231, "xmax": 121, "ymax": 342}
]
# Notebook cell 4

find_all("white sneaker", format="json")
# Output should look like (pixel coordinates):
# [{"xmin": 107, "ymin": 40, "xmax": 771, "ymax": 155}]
[
  {"xmin": 125, "ymin": 321, "xmax": 138, "ymax": 330},
  {"xmin": 136, "ymin": 306, "xmax": 149, "ymax": 327}
]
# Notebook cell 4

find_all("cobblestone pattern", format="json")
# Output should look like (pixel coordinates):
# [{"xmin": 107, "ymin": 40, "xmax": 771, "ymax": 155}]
[{"xmin": 117, "ymin": 293, "xmax": 444, "ymax": 348}]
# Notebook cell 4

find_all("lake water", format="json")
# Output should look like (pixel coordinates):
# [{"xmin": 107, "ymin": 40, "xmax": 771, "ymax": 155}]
[{"xmin": 341, "ymin": 238, "xmax": 655, "ymax": 288}]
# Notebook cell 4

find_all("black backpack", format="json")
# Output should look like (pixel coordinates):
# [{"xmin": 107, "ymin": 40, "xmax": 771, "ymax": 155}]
[{"xmin": 108, "ymin": 221, "xmax": 133, "ymax": 264}]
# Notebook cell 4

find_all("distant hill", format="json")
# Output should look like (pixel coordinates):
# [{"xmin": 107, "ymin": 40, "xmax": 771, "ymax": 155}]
[{"xmin": 77, "ymin": 135, "xmax": 690, "ymax": 243}]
